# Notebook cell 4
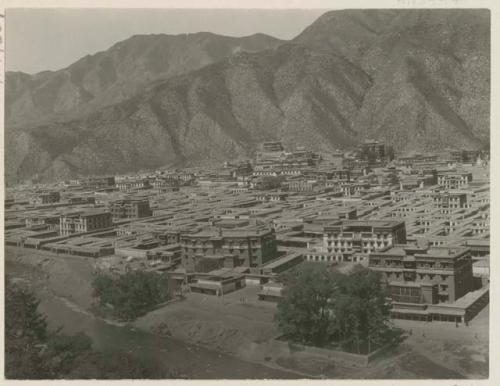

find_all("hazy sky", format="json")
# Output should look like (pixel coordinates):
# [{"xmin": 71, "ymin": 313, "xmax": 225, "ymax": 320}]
[{"xmin": 6, "ymin": 8, "xmax": 328, "ymax": 74}]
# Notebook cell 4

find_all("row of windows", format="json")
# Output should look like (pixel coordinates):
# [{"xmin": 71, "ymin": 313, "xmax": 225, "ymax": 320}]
[
  {"xmin": 391, "ymin": 286, "xmax": 420, "ymax": 296},
  {"xmin": 184, "ymin": 238, "xmax": 265, "ymax": 244},
  {"xmin": 306, "ymin": 254, "xmax": 364, "ymax": 262},
  {"xmin": 381, "ymin": 271, "xmax": 450, "ymax": 281},
  {"xmin": 326, "ymin": 233, "xmax": 391, "ymax": 240},
  {"xmin": 111, "ymin": 207, "xmax": 148, "ymax": 211},
  {"xmin": 327, "ymin": 248, "xmax": 352, "ymax": 253},
  {"xmin": 372, "ymin": 259, "xmax": 455, "ymax": 268},
  {"xmin": 394, "ymin": 207, "xmax": 417, "ymax": 212},
  {"xmin": 391, "ymin": 294, "xmax": 421, "ymax": 303},
  {"xmin": 182, "ymin": 247, "xmax": 260, "ymax": 254}
]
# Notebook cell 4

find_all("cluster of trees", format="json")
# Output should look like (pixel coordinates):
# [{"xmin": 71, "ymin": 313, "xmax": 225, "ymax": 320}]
[
  {"xmin": 276, "ymin": 263, "xmax": 402, "ymax": 354},
  {"xmin": 5, "ymin": 279, "xmax": 169, "ymax": 379},
  {"xmin": 92, "ymin": 270, "xmax": 171, "ymax": 321},
  {"xmin": 255, "ymin": 175, "xmax": 285, "ymax": 190}
]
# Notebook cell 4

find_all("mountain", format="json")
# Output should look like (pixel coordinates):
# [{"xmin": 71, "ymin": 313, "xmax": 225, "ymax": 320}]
[
  {"xmin": 5, "ymin": 9, "xmax": 490, "ymax": 184},
  {"xmin": 6, "ymin": 44, "xmax": 371, "ymax": 182},
  {"xmin": 5, "ymin": 32, "xmax": 284, "ymax": 128},
  {"xmin": 293, "ymin": 9, "xmax": 401, "ymax": 65},
  {"xmin": 294, "ymin": 9, "xmax": 490, "ymax": 151}
]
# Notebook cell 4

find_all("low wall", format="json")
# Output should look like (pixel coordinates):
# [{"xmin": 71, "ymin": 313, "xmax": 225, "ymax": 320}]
[
  {"xmin": 114, "ymin": 248, "xmax": 147, "ymax": 258},
  {"xmin": 245, "ymin": 277, "xmax": 262, "ymax": 286},
  {"xmin": 289, "ymin": 342, "xmax": 369, "ymax": 367},
  {"xmin": 280, "ymin": 339, "xmax": 392, "ymax": 367}
]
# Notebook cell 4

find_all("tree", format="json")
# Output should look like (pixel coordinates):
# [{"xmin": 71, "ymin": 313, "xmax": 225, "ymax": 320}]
[
  {"xmin": 5, "ymin": 283, "xmax": 47, "ymax": 341},
  {"xmin": 5, "ymin": 278, "xmax": 175, "ymax": 379},
  {"xmin": 5, "ymin": 280, "xmax": 49, "ymax": 379},
  {"xmin": 5, "ymin": 280, "xmax": 92, "ymax": 379},
  {"xmin": 276, "ymin": 263, "xmax": 339, "ymax": 347},
  {"xmin": 256, "ymin": 175, "xmax": 285, "ymax": 190},
  {"xmin": 92, "ymin": 270, "xmax": 171, "ymax": 320},
  {"xmin": 275, "ymin": 264, "xmax": 400, "ymax": 353},
  {"xmin": 334, "ymin": 268, "xmax": 392, "ymax": 353}
]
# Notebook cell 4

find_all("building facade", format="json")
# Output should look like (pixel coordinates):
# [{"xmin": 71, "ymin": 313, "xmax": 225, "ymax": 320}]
[
  {"xmin": 369, "ymin": 245, "xmax": 476, "ymax": 322},
  {"xmin": 59, "ymin": 211, "xmax": 113, "ymax": 236},
  {"xmin": 80, "ymin": 176, "xmax": 116, "ymax": 191},
  {"xmin": 180, "ymin": 227, "xmax": 278, "ymax": 270},
  {"xmin": 358, "ymin": 140, "xmax": 394, "ymax": 163},
  {"xmin": 323, "ymin": 220, "xmax": 407, "ymax": 255},
  {"xmin": 432, "ymin": 191, "xmax": 468, "ymax": 209},
  {"xmin": 437, "ymin": 171, "xmax": 473, "ymax": 190},
  {"xmin": 306, "ymin": 220, "xmax": 407, "ymax": 264},
  {"xmin": 32, "ymin": 191, "xmax": 61, "ymax": 205},
  {"xmin": 110, "ymin": 198, "xmax": 152, "ymax": 220},
  {"xmin": 116, "ymin": 178, "xmax": 151, "ymax": 192}
]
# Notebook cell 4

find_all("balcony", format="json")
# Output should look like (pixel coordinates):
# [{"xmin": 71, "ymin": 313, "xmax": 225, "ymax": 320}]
[
  {"xmin": 391, "ymin": 295, "xmax": 422, "ymax": 304},
  {"xmin": 403, "ymin": 272, "xmax": 417, "ymax": 281},
  {"xmin": 403, "ymin": 262, "xmax": 416, "ymax": 270}
]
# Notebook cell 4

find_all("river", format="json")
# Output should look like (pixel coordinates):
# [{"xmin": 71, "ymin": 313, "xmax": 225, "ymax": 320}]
[{"xmin": 6, "ymin": 260, "xmax": 303, "ymax": 379}]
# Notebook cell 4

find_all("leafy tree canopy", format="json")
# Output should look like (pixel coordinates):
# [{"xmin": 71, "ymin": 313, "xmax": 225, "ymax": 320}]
[
  {"xmin": 276, "ymin": 264, "xmax": 401, "ymax": 354},
  {"xmin": 92, "ymin": 270, "xmax": 171, "ymax": 321}
]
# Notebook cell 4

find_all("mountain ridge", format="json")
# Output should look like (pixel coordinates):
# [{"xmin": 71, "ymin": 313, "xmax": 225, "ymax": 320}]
[
  {"xmin": 5, "ymin": 9, "xmax": 490, "ymax": 184},
  {"xmin": 6, "ymin": 31, "xmax": 285, "ymax": 128}
]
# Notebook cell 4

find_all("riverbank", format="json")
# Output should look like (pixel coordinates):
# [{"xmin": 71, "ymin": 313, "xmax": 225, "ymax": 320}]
[
  {"xmin": 5, "ymin": 246, "xmax": 488, "ymax": 379},
  {"xmin": 5, "ymin": 252, "xmax": 305, "ymax": 379}
]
